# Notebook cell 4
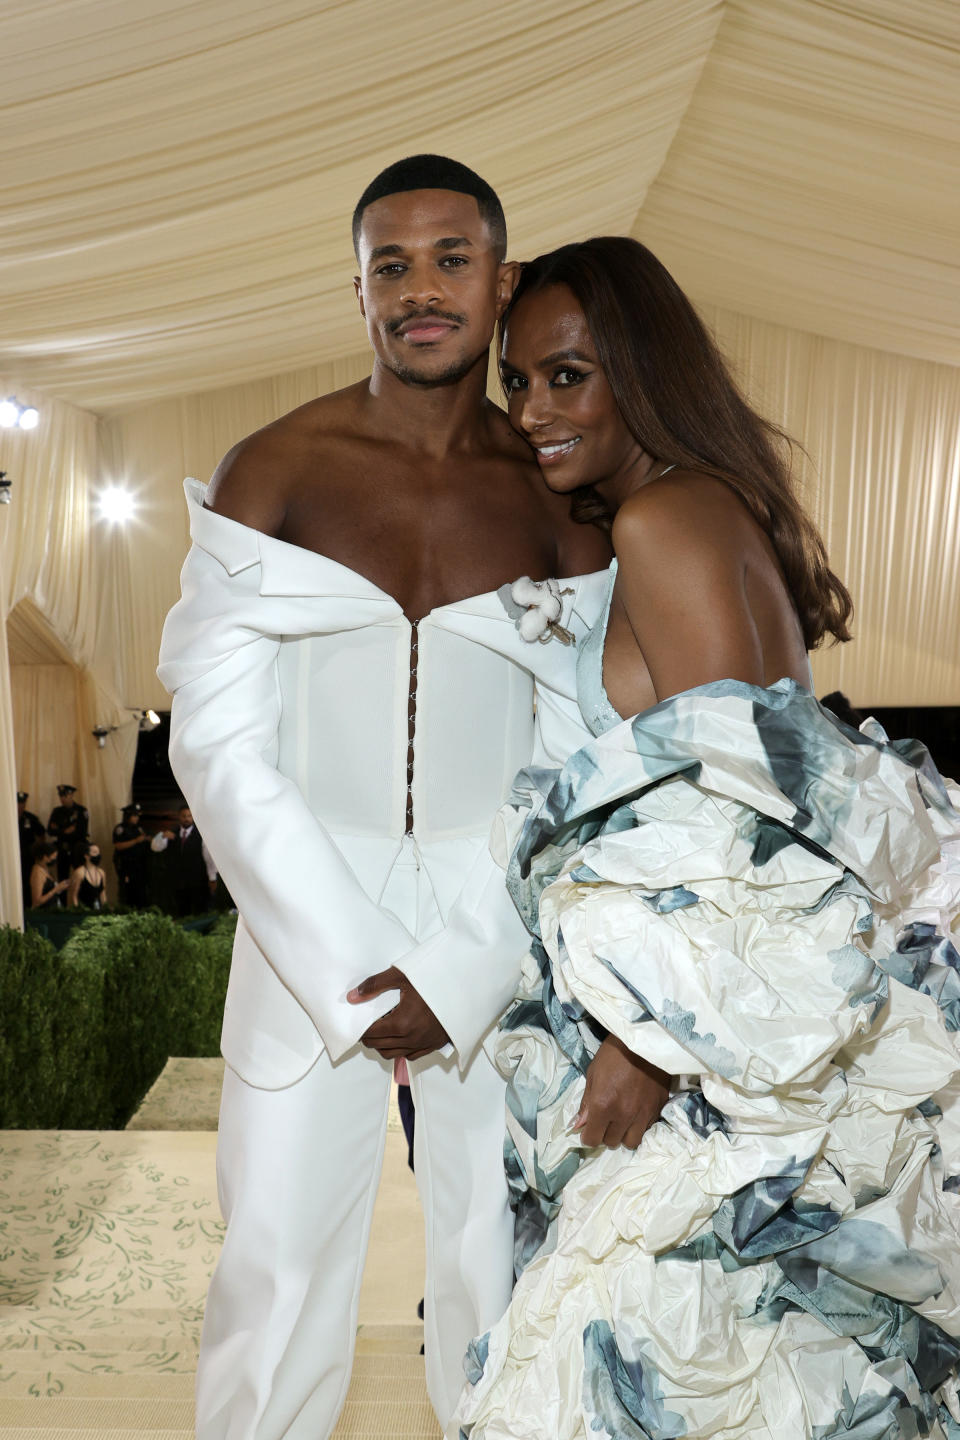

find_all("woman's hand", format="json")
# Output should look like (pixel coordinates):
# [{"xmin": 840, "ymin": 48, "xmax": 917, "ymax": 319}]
[{"xmin": 573, "ymin": 1034, "xmax": 669, "ymax": 1149}]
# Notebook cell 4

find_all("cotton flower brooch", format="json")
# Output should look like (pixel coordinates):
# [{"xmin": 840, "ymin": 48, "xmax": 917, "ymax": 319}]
[{"xmin": 498, "ymin": 576, "xmax": 575, "ymax": 645}]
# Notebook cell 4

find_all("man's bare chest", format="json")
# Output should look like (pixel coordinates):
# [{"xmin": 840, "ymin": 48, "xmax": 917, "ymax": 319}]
[{"xmin": 279, "ymin": 472, "xmax": 557, "ymax": 619}]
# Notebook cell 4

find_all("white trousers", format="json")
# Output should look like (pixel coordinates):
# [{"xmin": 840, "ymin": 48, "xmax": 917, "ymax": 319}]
[{"xmin": 195, "ymin": 839, "xmax": 515, "ymax": 1440}]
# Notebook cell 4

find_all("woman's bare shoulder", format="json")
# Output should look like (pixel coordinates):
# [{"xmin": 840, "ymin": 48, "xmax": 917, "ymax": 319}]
[{"xmin": 612, "ymin": 470, "xmax": 750, "ymax": 562}]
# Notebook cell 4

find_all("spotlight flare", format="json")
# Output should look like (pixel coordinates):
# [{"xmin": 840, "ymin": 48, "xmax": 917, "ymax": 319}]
[{"xmin": 99, "ymin": 487, "xmax": 136, "ymax": 523}]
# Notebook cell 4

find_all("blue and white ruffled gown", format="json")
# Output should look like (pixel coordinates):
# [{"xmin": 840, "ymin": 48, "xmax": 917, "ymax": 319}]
[{"xmin": 455, "ymin": 565, "xmax": 960, "ymax": 1439}]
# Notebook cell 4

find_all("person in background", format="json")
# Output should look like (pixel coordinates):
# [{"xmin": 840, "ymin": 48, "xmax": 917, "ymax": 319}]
[
  {"xmin": 819, "ymin": 689, "xmax": 865, "ymax": 729},
  {"xmin": 47, "ymin": 784, "xmax": 89, "ymax": 881},
  {"xmin": 29, "ymin": 838, "xmax": 69, "ymax": 910},
  {"xmin": 67, "ymin": 840, "xmax": 107, "ymax": 910},
  {"xmin": 151, "ymin": 804, "xmax": 217, "ymax": 916},
  {"xmin": 112, "ymin": 802, "xmax": 151, "ymax": 907},
  {"xmin": 17, "ymin": 791, "xmax": 45, "ymax": 911}
]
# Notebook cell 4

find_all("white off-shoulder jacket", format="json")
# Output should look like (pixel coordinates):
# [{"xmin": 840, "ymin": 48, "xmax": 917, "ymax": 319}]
[{"xmin": 157, "ymin": 478, "xmax": 609, "ymax": 1089}]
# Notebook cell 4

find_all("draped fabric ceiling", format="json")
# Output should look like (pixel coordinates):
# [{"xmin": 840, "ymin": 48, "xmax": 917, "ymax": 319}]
[{"xmin": 0, "ymin": 0, "xmax": 958, "ymax": 923}]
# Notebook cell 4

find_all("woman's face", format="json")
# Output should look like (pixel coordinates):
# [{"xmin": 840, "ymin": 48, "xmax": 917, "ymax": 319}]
[{"xmin": 500, "ymin": 284, "xmax": 644, "ymax": 494}]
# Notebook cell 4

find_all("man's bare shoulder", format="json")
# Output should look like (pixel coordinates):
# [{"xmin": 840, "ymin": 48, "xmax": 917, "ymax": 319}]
[{"xmin": 204, "ymin": 381, "xmax": 370, "ymax": 535}]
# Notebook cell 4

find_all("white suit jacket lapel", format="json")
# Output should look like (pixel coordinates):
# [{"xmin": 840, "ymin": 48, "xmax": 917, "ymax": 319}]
[{"xmin": 183, "ymin": 477, "xmax": 403, "ymax": 622}]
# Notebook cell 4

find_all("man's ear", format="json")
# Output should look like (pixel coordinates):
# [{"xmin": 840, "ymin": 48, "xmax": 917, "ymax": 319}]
[
  {"xmin": 354, "ymin": 276, "xmax": 366, "ymax": 318},
  {"xmin": 495, "ymin": 260, "xmax": 524, "ymax": 317}
]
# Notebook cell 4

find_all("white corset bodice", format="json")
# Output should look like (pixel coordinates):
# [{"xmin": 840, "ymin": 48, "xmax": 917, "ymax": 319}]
[{"xmin": 276, "ymin": 618, "xmax": 534, "ymax": 842}]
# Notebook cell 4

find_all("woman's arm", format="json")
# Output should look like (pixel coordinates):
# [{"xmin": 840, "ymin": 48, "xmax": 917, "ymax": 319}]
[
  {"xmin": 29, "ymin": 867, "xmax": 45, "ymax": 908},
  {"xmin": 31, "ymin": 868, "xmax": 65, "ymax": 908},
  {"xmin": 574, "ymin": 478, "xmax": 778, "ymax": 1147},
  {"xmin": 67, "ymin": 868, "xmax": 83, "ymax": 908}
]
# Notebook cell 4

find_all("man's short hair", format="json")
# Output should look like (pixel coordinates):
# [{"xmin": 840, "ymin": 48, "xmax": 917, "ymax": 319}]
[{"xmin": 352, "ymin": 154, "xmax": 507, "ymax": 260}]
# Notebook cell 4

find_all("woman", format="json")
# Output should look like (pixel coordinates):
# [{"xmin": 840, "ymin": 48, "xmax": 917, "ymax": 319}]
[
  {"xmin": 29, "ymin": 838, "xmax": 69, "ymax": 909},
  {"xmin": 67, "ymin": 840, "xmax": 106, "ymax": 909},
  {"xmin": 455, "ymin": 239, "xmax": 960, "ymax": 1438}
]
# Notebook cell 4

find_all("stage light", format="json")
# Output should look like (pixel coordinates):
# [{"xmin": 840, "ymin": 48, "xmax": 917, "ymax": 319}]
[
  {"xmin": 0, "ymin": 397, "xmax": 40, "ymax": 429},
  {"xmin": 99, "ymin": 487, "xmax": 135, "ymax": 523}
]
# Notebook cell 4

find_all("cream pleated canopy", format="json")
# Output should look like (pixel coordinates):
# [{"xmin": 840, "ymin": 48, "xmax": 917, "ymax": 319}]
[
  {"xmin": 0, "ymin": 0, "xmax": 724, "ymax": 410},
  {"xmin": 0, "ymin": 0, "xmax": 959, "ymax": 925},
  {"xmin": 3, "ymin": 0, "xmax": 958, "ymax": 410}
]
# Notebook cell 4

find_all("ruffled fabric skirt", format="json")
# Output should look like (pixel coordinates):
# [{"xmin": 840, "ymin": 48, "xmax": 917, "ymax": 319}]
[{"xmin": 455, "ymin": 681, "xmax": 960, "ymax": 1439}]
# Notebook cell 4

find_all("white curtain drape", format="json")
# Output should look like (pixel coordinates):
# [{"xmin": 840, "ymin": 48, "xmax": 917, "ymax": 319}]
[
  {"xmin": 0, "ymin": 379, "xmax": 140, "ymax": 924},
  {"xmin": 703, "ymin": 307, "xmax": 960, "ymax": 706},
  {"xmin": 8, "ymin": 601, "xmax": 138, "ymax": 907}
]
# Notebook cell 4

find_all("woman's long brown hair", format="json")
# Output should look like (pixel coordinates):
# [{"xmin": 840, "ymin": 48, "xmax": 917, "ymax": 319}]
[{"xmin": 502, "ymin": 237, "xmax": 852, "ymax": 649}]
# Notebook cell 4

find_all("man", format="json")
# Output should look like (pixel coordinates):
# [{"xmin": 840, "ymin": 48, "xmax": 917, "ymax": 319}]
[
  {"xmin": 150, "ymin": 803, "xmax": 218, "ymax": 916},
  {"xmin": 17, "ymin": 792, "xmax": 45, "ymax": 910},
  {"xmin": 158, "ymin": 154, "xmax": 610, "ymax": 1440},
  {"xmin": 112, "ymin": 802, "xmax": 151, "ymax": 908},
  {"xmin": 47, "ymin": 784, "xmax": 89, "ymax": 882}
]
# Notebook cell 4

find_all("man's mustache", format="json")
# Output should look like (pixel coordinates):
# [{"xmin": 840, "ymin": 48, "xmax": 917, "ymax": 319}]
[{"xmin": 387, "ymin": 309, "xmax": 467, "ymax": 335}]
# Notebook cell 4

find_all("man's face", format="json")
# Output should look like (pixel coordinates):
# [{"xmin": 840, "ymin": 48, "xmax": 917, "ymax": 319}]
[
  {"xmin": 179, "ymin": 808, "xmax": 193, "ymax": 828},
  {"xmin": 354, "ymin": 189, "xmax": 513, "ymax": 388}
]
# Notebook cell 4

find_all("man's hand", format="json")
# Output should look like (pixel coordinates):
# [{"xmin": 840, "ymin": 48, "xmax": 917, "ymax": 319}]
[
  {"xmin": 573, "ymin": 1034, "xmax": 669, "ymax": 1149},
  {"xmin": 346, "ymin": 966, "xmax": 450, "ymax": 1061}
]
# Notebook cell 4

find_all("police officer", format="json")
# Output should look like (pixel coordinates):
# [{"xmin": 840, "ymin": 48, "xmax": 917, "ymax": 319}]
[
  {"xmin": 112, "ymin": 802, "xmax": 151, "ymax": 908},
  {"xmin": 17, "ymin": 791, "xmax": 45, "ymax": 910},
  {"xmin": 47, "ymin": 784, "xmax": 89, "ymax": 882}
]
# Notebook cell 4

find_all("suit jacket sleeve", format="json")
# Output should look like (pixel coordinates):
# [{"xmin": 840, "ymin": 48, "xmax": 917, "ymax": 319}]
[
  {"xmin": 396, "ymin": 840, "xmax": 532, "ymax": 1070},
  {"xmin": 158, "ymin": 536, "xmax": 416, "ymax": 1063}
]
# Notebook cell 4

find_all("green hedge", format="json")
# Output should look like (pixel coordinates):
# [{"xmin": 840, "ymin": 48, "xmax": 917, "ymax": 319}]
[{"xmin": 0, "ymin": 910, "xmax": 235, "ymax": 1129}]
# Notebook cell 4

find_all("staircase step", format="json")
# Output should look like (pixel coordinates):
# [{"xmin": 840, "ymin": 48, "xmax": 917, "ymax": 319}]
[
  {"xmin": 354, "ymin": 1323, "xmax": 424, "ymax": 1354},
  {"xmin": 0, "ymin": 1431, "xmax": 190, "ymax": 1440},
  {"xmin": 0, "ymin": 1397, "xmax": 194, "ymax": 1428},
  {"xmin": 0, "ymin": 1374, "xmax": 195, "ymax": 1399},
  {"xmin": 0, "ymin": 1326, "xmax": 422, "ymax": 1355},
  {"xmin": 0, "ymin": 1344, "xmax": 421, "ymax": 1374},
  {"xmin": 333, "ymin": 1399, "xmax": 442, "ymax": 1438},
  {"xmin": 0, "ymin": 1348, "xmax": 193, "ymax": 1373},
  {"xmin": 0, "ymin": 1301, "xmax": 204, "ymax": 1319},
  {"xmin": 0, "ymin": 1352, "xmax": 429, "ymax": 1398},
  {"xmin": 0, "ymin": 1394, "xmax": 441, "ymax": 1438},
  {"xmin": 0, "ymin": 1334, "xmax": 199, "ymax": 1354}
]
